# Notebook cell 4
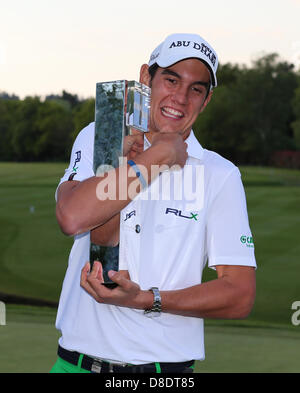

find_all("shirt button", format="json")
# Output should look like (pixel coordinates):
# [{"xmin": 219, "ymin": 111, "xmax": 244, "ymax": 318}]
[{"xmin": 135, "ymin": 224, "xmax": 141, "ymax": 233}]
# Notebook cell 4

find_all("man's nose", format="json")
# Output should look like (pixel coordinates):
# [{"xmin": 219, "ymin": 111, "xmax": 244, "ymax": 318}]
[{"xmin": 171, "ymin": 85, "xmax": 188, "ymax": 105}]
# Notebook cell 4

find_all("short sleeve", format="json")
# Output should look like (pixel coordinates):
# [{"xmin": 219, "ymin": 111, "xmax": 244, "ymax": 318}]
[
  {"xmin": 206, "ymin": 167, "xmax": 257, "ymax": 269},
  {"xmin": 55, "ymin": 122, "xmax": 95, "ymax": 200}
]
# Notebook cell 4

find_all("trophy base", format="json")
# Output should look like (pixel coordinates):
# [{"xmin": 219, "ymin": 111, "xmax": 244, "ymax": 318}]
[{"xmin": 101, "ymin": 282, "xmax": 118, "ymax": 289}]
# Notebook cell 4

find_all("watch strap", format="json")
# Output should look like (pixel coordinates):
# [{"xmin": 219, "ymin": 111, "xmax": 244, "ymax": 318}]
[{"xmin": 144, "ymin": 287, "xmax": 161, "ymax": 317}]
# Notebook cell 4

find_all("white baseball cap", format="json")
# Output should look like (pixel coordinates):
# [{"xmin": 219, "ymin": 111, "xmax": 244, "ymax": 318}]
[{"xmin": 148, "ymin": 33, "xmax": 218, "ymax": 88}]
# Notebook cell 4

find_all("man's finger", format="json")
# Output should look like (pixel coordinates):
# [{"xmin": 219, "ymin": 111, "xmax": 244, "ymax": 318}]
[
  {"xmin": 80, "ymin": 261, "xmax": 92, "ymax": 285},
  {"xmin": 119, "ymin": 270, "xmax": 131, "ymax": 280},
  {"xmin": 107, "ymin": 270, "xmax": 132, "ymax": 291},
  {"xmin": 80, "ymin": 262, "xmax": 103, "ymax": 302},
  {"xmin": 123, "ymin": 134, "xmax": 144, "ymax": 155},
  {"xmin": 89, "ymin": 261, "xmax": 104, "ymax": 282}
]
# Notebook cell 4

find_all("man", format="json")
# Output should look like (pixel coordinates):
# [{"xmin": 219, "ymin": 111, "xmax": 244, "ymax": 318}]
[{"xmin": 51, "ymin": 33, "xmax": 256, "ymax": 373}]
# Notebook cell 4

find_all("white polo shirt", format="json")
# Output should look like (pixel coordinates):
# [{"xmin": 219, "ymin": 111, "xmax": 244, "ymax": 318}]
[{"xmin": 55, "ymin": 122, "xmax": 256, "ymax": 364}]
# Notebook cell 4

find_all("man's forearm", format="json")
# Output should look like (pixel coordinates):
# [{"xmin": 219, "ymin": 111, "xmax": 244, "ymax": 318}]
[
  {"xmin": 56, "ymin": 168, "xmax": 133, "ymax": 236},
  {"xmin": 56, "ymin": 143, "xmax": 175, "ymax": 236},
  {"xmin": 138, "ymin": 267, "xmax": 256, "ymax": 320},
  {"xmin": 160, "ymin": 278, "xmax": 254, "ymax": 319},
  {"xmin": 81, "ymin": 262, "xmax": 256, "ymax": 320}
]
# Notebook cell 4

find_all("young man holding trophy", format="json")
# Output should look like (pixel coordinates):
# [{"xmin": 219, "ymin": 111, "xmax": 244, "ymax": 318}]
[{"xmin": 52, "ymin": 33, "xmax": 256, "ymax": 373}]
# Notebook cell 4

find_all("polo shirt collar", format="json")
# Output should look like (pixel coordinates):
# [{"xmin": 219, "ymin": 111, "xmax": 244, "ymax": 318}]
[{"xmin": 185, "ymin": 130, "xmax": 204, "ymax": 161}]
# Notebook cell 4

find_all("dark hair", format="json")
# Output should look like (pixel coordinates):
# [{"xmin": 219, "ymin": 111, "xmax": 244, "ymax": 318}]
[{"xmin": 148, "ymin": 63, "xmax": 159, "ymax": 82}]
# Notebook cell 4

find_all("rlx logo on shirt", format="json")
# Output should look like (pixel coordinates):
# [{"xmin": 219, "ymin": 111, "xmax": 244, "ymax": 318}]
[
  {"xmin": 165, "ymin": 208, "xmax": 198, "ymax": 221},
  {"xmin": 72, "ymin": 151, "xmax": 81, "ymax": 173}
]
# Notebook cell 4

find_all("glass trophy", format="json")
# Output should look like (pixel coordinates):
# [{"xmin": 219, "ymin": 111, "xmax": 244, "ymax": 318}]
[{"xmin": 90, "ymin": 81, "xmax": 151, "ymax": 288}]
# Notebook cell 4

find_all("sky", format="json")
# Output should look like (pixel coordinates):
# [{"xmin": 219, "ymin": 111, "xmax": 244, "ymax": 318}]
[{"xmin": 1, "ymin": 0, "xmax": 300, "ymax": 99}]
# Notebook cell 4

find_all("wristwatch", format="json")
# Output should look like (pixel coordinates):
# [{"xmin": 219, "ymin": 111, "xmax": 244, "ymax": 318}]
[{"xmin": 144, "ymin": 287, "xmax": 161, "ymax": 317}]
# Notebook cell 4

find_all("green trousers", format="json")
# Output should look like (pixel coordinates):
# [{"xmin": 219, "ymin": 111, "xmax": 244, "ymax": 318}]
[
  {"xmin": 50, "ymin": 356, "xmax": 91, "ymax": 373},
  {"xmin": 50, "ymin": 355, "xmax": 195, "ymax": 373}
]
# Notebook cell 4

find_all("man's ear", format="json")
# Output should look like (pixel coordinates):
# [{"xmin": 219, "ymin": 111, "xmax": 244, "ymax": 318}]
[
  {"xmin": 139, "ymin": 64, "xmax": 151, "ymax": 86},
  {"xmin": 200, "ymin": 90, "xmax": 213, "ymax": 113}
]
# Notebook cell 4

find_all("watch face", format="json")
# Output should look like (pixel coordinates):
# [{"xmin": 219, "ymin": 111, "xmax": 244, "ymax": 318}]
[{"xmin": 144, "ymin": 287, "xmax": 161, "ymax": 317}]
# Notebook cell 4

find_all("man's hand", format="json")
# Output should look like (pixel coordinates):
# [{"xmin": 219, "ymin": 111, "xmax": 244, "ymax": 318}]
[
  {"xmin": 56, "ymin": 130, "xmax": 188, "ymax": 237},
  {"xmin": 80, "ymin": 261, "xmax": 149, "ymax": 309},
  {"xmin": 123, "ymin": 132, "xmax": 144, "ymax": 160},
  {"xmin": 123, "ymin": 129, "xmax": 188, "ymax": 169},
  {"xmin": 150, "ymin": 132, "xmax": 188, "ymax": 168}
]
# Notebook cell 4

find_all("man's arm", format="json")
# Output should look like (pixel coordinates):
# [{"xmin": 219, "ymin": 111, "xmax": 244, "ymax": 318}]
[
  {"xmin": 90, "ymin": 213, "xmax": 120, "ymax": 246},
  {"xmin": 81, "ymin": 263, "xmax": 256, "ymax": 320},
  {"xmin": 56, "ymin": 133, "xmax": 188, "ymax": 237},
  {"xmin": 159, "ymin": 265, "xmax": 256, "ymax": 319}
]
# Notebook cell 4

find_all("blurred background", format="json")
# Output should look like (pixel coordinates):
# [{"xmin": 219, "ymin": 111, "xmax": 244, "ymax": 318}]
[{"xmin": 0, "ymin": 0, "xmax": 299, "ymax": 373}]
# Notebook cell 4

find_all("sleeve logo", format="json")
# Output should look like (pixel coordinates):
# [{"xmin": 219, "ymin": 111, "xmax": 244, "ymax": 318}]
[
  {"xmin": 72, "ymin": 151, "xmax": 81, "ymax": 173},
  {"xmin": 240, "ymin": 235, "xmax": 254, "ymax": 248},
  {"xmin": 68, "ymin": 150, "xmax": 81, "ymax": 181}
]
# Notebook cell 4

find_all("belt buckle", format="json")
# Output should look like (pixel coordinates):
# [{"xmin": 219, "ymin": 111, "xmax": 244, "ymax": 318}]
[
  {"xmin": 91, "ymin": 360, "xmax": 102, "ymax": 373},
  {"xmin": 91, "ymin": 356, "xmax": 130, "ymax": 373},
  {"xmin": 108, "ymin": 361, "xmax": 127, "ymax": 372}
]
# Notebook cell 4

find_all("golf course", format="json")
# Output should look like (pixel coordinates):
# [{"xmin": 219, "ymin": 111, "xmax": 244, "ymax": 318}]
[{"xmin": 0, "ymin": 162, "xmax": 299, "ymax": 373}]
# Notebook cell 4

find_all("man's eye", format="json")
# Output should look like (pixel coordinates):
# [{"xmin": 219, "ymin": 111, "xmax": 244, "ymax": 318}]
[
  {"xmin": 166, "ymin": 78, "xmax": 176, "ymax": 84},
  {"xmin": 192, "ymin": 87, "xmax": 204, "ymax": 95}
]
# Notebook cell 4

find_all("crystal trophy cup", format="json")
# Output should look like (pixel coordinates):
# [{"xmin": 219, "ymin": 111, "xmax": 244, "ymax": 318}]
[{"xmin": 90, "ymin": 81, "xmax": 151, "ymax": 288}]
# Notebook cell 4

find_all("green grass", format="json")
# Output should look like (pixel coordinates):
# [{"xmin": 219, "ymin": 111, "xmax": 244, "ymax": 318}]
[
  {"xmin": 1, "ymin": 305, "xmax": 299, "ymax": 373},
  {"xmin": 0, "ymin": 305, "xmax": 59, "ymax": 373},
  {"xmin": 202, "ymin": 166, "xmax": 300, "ymax": 326},
  {"xmin": 0, "ymin": 163, "xmax": 72, "ymax": 301},
  {"xmin": 199, "ymin": 321, "xmax": 300, "ymax": 373},
  {"xmin": 0, "ymin": 163, "xmax": 300, "ymax": 373}
]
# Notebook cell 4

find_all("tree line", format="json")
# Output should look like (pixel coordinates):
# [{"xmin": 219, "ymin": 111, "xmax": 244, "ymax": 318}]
[
  {"xmin": 1, "ymin": 53, "xmax": 300, "ymax": 167},
  {"xmin": 0, "ymin": 90, "xmax": 95, "ymax": 162}
]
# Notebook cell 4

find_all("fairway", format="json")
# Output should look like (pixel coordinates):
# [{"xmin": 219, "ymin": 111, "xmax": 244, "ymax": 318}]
[
  {"xmin": 201, "ymin": 322, "xmax": 300, "ymax": 373},
  {"xmin": 1, "ymin": 305, "xmax": 299, "ymax": 373},
  {"xmin": 0, "ymin": 305, "xmax": 59, "ymax": 373},
  {"xmin": 0, "ymin": 163, "xmax": 300, "ymax": 373},
  {"xmin": 0, "ymin": 163, "xmax": 73, "ymax": 301}
]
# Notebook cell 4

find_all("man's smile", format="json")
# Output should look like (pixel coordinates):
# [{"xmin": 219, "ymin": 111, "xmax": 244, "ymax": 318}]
[{"xmin": 161, "ymin": 106, "xmax": 184, "ymax": 120}]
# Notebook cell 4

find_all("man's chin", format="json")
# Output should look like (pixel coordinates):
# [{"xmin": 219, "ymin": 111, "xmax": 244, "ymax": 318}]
[{"xmin": 149, "ymin": 125, "xmax": 187, "ymax": 134}]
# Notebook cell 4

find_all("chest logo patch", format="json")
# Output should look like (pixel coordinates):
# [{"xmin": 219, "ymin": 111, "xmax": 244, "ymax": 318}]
[
  {"xmin": 124, "ymin": 210, "xmax": 136, "ymax": 221},
  {"xmin": 165, "ymin": 208, "xmax": 198, "ymax": 221}
]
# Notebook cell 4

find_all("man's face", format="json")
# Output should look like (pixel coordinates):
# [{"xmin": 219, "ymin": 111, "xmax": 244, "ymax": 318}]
[{"xmin": 140, "ymin": 58, "xmax": 212, "ymax": 141}]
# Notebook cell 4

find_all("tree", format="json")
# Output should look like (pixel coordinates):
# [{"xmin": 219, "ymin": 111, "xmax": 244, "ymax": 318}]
[
  {"xmin": 10, "ymin": 97, "xmax": 74, "ymax": 162},
  {"xmin": 291, "ymin": 76, "xmax": 300, "ymax": 149},
  {"xmin": 1, "ymin": 53, "xmax": 298, "ymax": 164},
  {"xmin": 46, "ymin": 90, "xmax": 79, "ymax": 110},
  {"xmin": 10, "ymin": 97, "xmax": 42, "ymax": 161},
  {"xmin": 71, "ymin": 98, "xmax": 95, "ymax": 142},
  {"xmin": 194, "ymin": 54, "xmax": 298, "ymax": 165},
  {"xmin": 0, "ymin": 99, "xmax": 20, "ymax": 161},
  {"xmin": 34, "ymin": 100, "xmax": 74, "ymax": 161}
]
